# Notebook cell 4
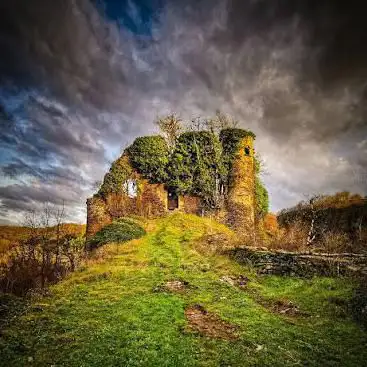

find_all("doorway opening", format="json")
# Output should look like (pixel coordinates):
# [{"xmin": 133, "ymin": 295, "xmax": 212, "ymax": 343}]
[{"xmin": 167, "ymin": 189, "xmax": 179, "ymax": 210}]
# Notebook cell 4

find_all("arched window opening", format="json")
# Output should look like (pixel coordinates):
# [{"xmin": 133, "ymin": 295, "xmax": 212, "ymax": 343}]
[
  {"xmin": 123, "ymin": 179, "xmax": 138, "ymax": 198},
  {"xmin": 244, "ymin": 146, "xmax": 250, "ymax": 156}
]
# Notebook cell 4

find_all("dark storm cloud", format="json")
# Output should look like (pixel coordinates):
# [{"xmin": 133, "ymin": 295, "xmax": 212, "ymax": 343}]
[
  {"xmin": 0, "ymin": 0, "xmax": 132, "ymax": 110},
  {"xmin": 0, "ymin": 95, "xmax": 106, "ymax": 167},
  {"xmin": 0, "ymin": 0, "xmax": 366, "ymax": 224}
]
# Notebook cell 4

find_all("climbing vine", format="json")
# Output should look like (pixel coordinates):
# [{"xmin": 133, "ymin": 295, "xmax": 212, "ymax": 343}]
[
  {"xmin": 98, "ymin": 156, "xmax": 132, "ymax": 197},
  {"xmin": 220, "ymin": 128, "xmax": 256, "ymax": 173},
  {"xmin": 255, "ymin": 177, "xmax": 269, "ymax": 218},
  {"xmin": 167, "ymin": 131, "xmax": 225, "ymax": 207}
]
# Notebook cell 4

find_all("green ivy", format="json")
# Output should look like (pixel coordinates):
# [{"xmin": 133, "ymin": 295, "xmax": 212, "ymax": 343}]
[
  {"xmin": 167, "ymin": 131, "xmax": 225, "ymax": 206},
  {"xmin": 220, "ymin": 128, "xmax": 256, "ymax": 173},
  {"xmin": 255, "ymin": 177, "xmax": 269, "ymax": 218},
  {"xmin": 126, "ymin": 136, "xmax": 169, "ymax": 183},
  {"xmin": 98, "ymin": 156, "xmax": 132, "ymax": 197},
  {"xmin": 97, "ymin": 126, "xmax": 268, "ymax": 215}
]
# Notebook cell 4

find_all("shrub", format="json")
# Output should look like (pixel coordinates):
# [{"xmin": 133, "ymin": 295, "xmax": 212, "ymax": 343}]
[
  {"xmin": 265, "ymin": 221, "xmax": 309, "ymax": 252},
  {"xmin": 88, "ymin": 219, "xmax": 146, "ymax": 249},
  {"xmin": 255, "ymin": 177, "xmax": 269, "ymax": 218},
  {"xmin": 0, "ymin": 233, "xmax": 86, "ymax": 296},
  {"xmin": 319, "ymin": 231, "xmax": 350, "ymax": 254}
]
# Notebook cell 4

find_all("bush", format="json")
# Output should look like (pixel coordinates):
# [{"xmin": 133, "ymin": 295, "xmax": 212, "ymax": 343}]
[
  {"xmin": 0, "ymin": 233, "xmax": 86, "ymax": 296},
  {"xmin": 319, "ymin": 231, "xmax": 350, "ymax": 253},
  {"xmin": 255, "ymin": 177, "xmax": 269, "ymax": 218},
  {"xmin": 88, "ymin": 219, "xmax": 146, "ymax": 249},
  {"xmin": 265, "ymin": 221, "xmax": 309, "ymax": 252},
  {"xmin": 98, "ymin": 155, "xmax": 133, "ymax": 197}
]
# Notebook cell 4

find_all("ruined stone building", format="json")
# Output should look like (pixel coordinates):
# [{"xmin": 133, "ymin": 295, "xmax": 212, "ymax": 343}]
[{"xmin": 86, "ymin": 128, "xmax": 262, "ymax": 239}]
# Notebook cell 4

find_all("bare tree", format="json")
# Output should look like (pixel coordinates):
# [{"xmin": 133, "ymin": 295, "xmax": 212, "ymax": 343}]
[
  {"xmin": 214, "ymin": 110, "xmax": 239, "ymax": 130},
  {"xmin": 155, "ymin": 113, "xmax": 182, "ymax": 151},
  {"xmin": 1, "ymin": 203, "xmax": 85, "ymax": 295},
  {"xmin": 189, "ymin": 117, "xmax": 205, "ymax": 132}
]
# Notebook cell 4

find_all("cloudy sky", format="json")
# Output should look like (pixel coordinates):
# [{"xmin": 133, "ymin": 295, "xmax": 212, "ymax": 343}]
[{"xmin": 0, "ymin": 0, "xmax": 366, "ymax": 224}]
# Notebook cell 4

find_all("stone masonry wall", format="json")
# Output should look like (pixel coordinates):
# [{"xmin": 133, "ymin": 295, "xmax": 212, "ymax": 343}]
[
  {"xmin": 86, "ymin": 178, "xmax": 167, "ymax": 239},
  {"xmin": 180, "ymin": 195, "xmax": 201, "ymax": 214},
  {"xmin": 226, "ymin": 135, "xmax": 256, "ymax": 237},
  {"xmin": 86, "ymin": 197, "xmax": 112, "ymax": 239},
  {"xmin": 228, "ymin": 247, "xmax": 367, "ymax": 278}
]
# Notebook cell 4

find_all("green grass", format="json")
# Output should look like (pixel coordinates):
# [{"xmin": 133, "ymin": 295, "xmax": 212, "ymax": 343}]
[{"xmin": 1, "ymin": 213, "xmax": 366, "ymax": 366}]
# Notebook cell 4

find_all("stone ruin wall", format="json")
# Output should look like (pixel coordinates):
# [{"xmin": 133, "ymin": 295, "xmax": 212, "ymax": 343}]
[
  {"xmin": 86, "ymin": 178, "xmax": 167, "ymax": 239},
  {"xmin": 86, "ymin": 196, "xmax": 112, "ymax": 240},
  {"xmin": 87, "ymin": 135, "xmax": 257, "ymax": 239},
  {"xmin": 86, "ymin": 180, "xmax": 202, "ymax": 239},
  {"xmin": 228, "ymin": 247, "xmax": 367, "ymax": 278},
  {"xmin": 179, "ymin": 195, "xmax": 201, "ymax": 215},
  {"xmin": 226, "ymin": 135, "xmax": 256, "ymax": 237}
]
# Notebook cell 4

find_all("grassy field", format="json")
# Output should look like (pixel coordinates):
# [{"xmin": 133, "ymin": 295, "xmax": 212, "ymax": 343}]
[{"xmin": 1, "ymin": 214, "xmax": 366, "ymax": 366}]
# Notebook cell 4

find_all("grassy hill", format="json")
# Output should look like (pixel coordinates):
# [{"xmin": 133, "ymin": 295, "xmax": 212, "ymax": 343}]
[{"xmin": 1, "ymin": 214, "xmax": 366, "ymax": 366}]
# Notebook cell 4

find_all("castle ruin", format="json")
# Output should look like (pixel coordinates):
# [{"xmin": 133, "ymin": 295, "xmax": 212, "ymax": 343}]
[{"xmin": 86, "ymin": 128, "xmax": 259, "ymax": 239}]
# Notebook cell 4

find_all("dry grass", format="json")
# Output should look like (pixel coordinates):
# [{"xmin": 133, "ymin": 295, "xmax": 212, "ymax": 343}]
[
  {"xmin": 259, "ymin": 218, "xmax": 366, "ymax": 254},
  {"xmin": 261, "ymin": 222, "xmax": 309, "ymax": 252}
]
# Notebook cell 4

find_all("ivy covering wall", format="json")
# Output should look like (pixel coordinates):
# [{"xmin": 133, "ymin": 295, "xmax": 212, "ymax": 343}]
[
  {"xmin": 167, "ymin": 131, "xmax": 225, "ymax": 206},
  {"xmin": 97, "ymin": 127, "xmax": 269, "ymax": 216},
  {"xmin": 220, "ymin": 128, "xmax": 256, "ymax": 173},
  {"xmin": 126, "ymin": 136, "xmax": 169, "ymax": 183},
  {"xmin": 98, "ymin": 156, "xmax": 133, "ymax": 197}
]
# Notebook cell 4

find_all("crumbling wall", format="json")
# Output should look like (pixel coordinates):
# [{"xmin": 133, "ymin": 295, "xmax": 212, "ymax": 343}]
[
  {"xmin": 136, "ymin": 181, "xmax": 167, "ymax": 218},
  {"xmin": 179, "ymin": 195, "xmax": 201, "ymax": 214},
  {"xmin": 86, "ymin": 178, "xmax": 167, "ymax": 239},
  {"xmin": 87, "ymin": 129, "xmax": 259, "ymax": 239},
  {"xmin": 228, "ymin": 247, "xmax": 367, "ymax": 278},
  {"xmin": 86, "ymin": 197, "xmax": 112, "ymax": 239}
]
